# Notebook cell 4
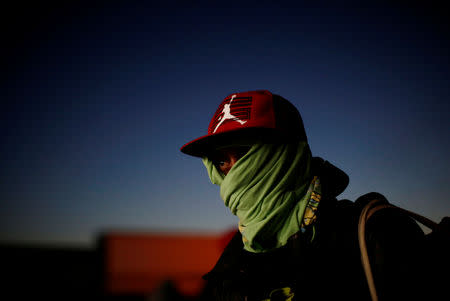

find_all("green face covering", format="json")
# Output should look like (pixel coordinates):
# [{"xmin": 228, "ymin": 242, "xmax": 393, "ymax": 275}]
[{"xmin": 203, "ymin": 141, "xmax": 321, "ymax": 253}]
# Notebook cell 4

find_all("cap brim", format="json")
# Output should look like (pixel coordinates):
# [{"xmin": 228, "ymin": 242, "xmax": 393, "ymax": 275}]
[{"xmin": 180, "ymin": 127, "xmax": 300, "ymax": 157}]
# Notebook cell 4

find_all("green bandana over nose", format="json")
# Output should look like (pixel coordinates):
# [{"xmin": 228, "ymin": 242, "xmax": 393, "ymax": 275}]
[{"xmin": 203, "ymin": 141, "xmax": 319, "ymax": 253}]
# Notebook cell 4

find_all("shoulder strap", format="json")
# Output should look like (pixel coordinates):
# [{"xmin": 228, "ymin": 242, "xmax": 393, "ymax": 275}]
[{"xmin": 358, "ymin": 198, "xmax": 440, "ymax": 301}]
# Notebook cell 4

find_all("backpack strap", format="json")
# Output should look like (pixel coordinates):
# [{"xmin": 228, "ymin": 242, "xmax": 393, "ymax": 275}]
[{"xmin": 358, "ymin": 198, "xmax": 440, "ymax": 301}]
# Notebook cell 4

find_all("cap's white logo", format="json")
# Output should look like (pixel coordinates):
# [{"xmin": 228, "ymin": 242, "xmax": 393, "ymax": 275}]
[{"xmin": 213, "ymin": 94, "xmax": 247, "ymax": 133}]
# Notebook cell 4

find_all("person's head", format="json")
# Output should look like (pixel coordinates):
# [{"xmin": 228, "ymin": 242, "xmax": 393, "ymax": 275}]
[
  {"xmin": 180, "ymin": 90, "xmax": 308, "ymax": 169},
  {"xmin": 181, "ymin": 90, "xmax": 316, "ymax": 252}
]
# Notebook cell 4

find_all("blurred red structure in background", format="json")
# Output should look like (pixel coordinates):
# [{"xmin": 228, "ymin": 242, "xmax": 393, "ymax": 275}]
[{"xmin": 101, "ymin": 229, "xmax": 236, "ymax": 298}]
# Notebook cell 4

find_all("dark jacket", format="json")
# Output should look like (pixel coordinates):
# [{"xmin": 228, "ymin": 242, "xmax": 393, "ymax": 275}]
[{"xmin": 199, "ymin": 158, "xmax": 433, "ymax": 301}]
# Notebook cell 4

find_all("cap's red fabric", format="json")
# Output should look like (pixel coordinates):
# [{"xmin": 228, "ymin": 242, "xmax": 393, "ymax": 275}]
[
  {"xmin": 180, "ymin": 90, "xmax": 306, "ymax": 157},
  {"xmin": 208, "ymin": 90, "xmax": 276, "ymax": 135}
]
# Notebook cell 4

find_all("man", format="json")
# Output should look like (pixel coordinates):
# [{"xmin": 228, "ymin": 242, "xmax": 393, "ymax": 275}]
[{"xmin": 180, "ymin": 90, "xmax": 431, "ymax": 300}]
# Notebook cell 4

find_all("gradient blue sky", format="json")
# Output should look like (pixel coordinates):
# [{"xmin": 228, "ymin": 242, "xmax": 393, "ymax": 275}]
[{"xmin": 2, "ymin": 1, "xmax": 449, "ymax": 248}]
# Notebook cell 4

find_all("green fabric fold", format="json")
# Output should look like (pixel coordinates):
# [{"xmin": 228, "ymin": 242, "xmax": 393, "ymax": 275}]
[{"xmin": 202, "ymin": 141, "xmax": 317, "ymax": 253}]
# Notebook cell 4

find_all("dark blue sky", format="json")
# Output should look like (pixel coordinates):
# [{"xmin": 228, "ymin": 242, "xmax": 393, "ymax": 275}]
[{"xmin": 2, "ymin": 1, "xmax": 449, "ymax": 247}]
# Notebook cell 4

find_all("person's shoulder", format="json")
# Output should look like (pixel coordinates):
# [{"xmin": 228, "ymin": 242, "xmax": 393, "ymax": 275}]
[
  {"xmin": 355, "ymin": 192, "xmax": 425, "ymax": 238},
  {"xmin": 319, "ymin": 192, "xmax": 425, "ymax": 247},
  {"xmin": 202, "ymin": 230, "xmax": 244, "ymax": 281}
]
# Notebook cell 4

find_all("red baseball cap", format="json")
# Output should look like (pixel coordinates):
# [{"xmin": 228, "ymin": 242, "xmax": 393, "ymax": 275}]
[{"xmin": 180, "ymin": 90, "xmax": 307, "ymax": 157}]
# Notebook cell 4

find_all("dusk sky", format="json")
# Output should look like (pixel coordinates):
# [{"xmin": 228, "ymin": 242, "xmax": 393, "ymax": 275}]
[{"xmin": 2, "ymin": 1, "xmax": 449, "ymax": 248}]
